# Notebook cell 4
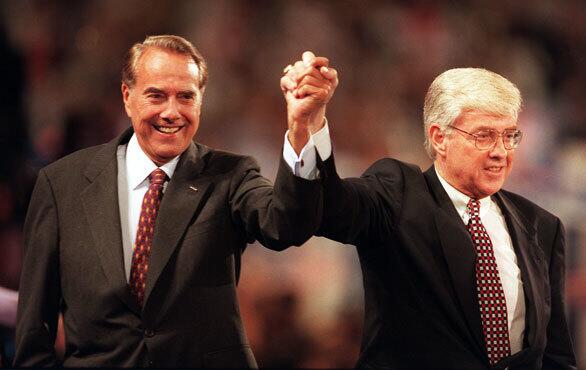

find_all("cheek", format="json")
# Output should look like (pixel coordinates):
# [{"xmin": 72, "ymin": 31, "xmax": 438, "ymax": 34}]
[
  {"xmin": 129, "ymin": 98, "xmax": 160, "ymax": 120},
  {"xmin": 505, "ymin": 155, "xmax": 514, "ymax": 175},
  {"xmin": 453, "ymin": 148, "xmax": 479, "ymax": 175},
  {"xmin": 469, "ymin": 155, "xmax": 488, "ymax": 182},
  {"xmin": 186, "ymin": 108, "xmax": 201, "ymax": 131},
  {"xmin": 138, "ymin": 103, "xmax": 161, "ymax": 122},
  {"xmin": 184, "ymin": 119, "xmax": 199, "ymax": 142}
]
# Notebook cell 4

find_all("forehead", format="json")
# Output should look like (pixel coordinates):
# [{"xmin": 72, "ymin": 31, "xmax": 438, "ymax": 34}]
[
  {"xmin": 455, "ymin": 110, "xmax": 517, "ymax": 130},
  {"xmin": 134, "ymin": 47, "xmax": 200, "ymax": 87}
]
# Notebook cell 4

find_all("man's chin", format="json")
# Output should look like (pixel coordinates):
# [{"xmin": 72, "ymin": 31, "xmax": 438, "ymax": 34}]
[
  {"xmin": 477, "ymin": 183, "xmax": 504, "ymax": 198},
  {"xmin": 146, "ymin": 147, "xmax": 184, "ymax": 166}
]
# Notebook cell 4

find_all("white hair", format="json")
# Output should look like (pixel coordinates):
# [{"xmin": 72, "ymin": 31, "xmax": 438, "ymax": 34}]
[{"xmin": 423, "ymin": 68, "xmax": 522, "ymax": 159}]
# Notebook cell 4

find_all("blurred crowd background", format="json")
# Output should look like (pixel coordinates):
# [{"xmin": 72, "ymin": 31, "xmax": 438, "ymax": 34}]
[{"xmin": 0, "ymin": 0, "xmax": 584, "ymax": 367}]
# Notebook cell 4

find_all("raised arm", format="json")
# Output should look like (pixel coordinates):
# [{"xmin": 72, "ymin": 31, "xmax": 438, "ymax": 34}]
[{"xmin": 281, "ymin": 51, "xmax": 338, "ymax": 155}]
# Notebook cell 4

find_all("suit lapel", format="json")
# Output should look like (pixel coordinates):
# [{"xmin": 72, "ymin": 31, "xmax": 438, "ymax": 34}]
[
  {"xmin": 80, "ymin": 128, "xmax": 141, "ymax": 315},
  {"xmin": 144, "ymin": 142, "xmax": 214, "ymax": 306},
  {"xmin": 493, "ymin": 192, "xmax": 543, "ymax": 350},
  {"xmin": 424, "ymin": 167, "xmax": 486, "ymax": 356}
]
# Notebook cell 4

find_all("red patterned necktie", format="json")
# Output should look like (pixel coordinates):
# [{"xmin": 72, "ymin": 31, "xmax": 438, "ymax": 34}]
[
  {"xmin": 467, "ymin": 198, "xmax": 511, "ymax": 365},
  {"xmin": 129, "ymin": 168, "xmax": 167, "ymax": 306}
]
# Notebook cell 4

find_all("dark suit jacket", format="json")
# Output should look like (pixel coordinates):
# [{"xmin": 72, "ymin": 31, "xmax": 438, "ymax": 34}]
[
  {"xmin": 318, "ymin": 155, "xmax": 576, "ymax": 370},
  {"xmin": 15, "ymin": 128, "xmax": 322, "ymax": 367}
]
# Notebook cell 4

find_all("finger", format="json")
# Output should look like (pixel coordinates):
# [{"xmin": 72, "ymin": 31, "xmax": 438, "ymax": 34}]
[
  {"xmin": 319, "ymin": 66, "xmax": 338, "ymax": 86},
  {"xmin": 297, "ymin": 75, "xmax": 332, "ymax": 90},
  {"xmin": 288, "ymin": 60, "xmax": 307, "ymax": 79},
  {"xmin": 302, "ymin": 51, "xmax": 316, "ymax": 66},
  {"xmin": 295, "ymin": 84, "xmax": 331, "ymax": 100},
  {"xmin": 282, "ymin": 60, "xmax": 305, "ymax": 80},
  {"xmin": 307, "ymin": 56, "xmax": 330, "ymax": 68},
  {"xmin": 294, "ymin": 64, "xmax": 328, "ymax": 83},
  {"xmin": 280, "ymin": 75, "xmax": 297, "ymax": 92},
  {"xmin": 293, "ymin": 60, "xmax": 306, "ymax": 70}
]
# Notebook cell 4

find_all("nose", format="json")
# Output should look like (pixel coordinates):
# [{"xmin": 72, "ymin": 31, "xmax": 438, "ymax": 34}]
[
  {"xmin": 489, "ymin": 136, "xmax": 508, "ymax": 158},
  {"xmin": 160, "ymin": 98, "xmax": 180, "ymax": 122}
]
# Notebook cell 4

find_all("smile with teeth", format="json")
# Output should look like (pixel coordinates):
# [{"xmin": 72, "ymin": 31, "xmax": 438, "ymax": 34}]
[
  {"xmin": 154, "ymin": 125, "xmax": 182, "ymax": 134},
  {"xmin": 486, "ymin": 166, "xmax": 504, "ymax": 173}
]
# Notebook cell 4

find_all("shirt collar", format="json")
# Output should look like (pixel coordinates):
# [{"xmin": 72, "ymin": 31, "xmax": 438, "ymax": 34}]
[
  {"xmin": 434, "ymin": 167, "xmax": 492, "ymax": 222},
  {"xmin": 126, "ymin": 134, "xmax": 180, "ymax": 190}
]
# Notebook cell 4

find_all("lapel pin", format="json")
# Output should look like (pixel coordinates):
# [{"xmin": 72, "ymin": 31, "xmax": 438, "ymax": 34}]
[{"xmin": 189, "ymin": 186, "xmax": 198, "ymax": 192}]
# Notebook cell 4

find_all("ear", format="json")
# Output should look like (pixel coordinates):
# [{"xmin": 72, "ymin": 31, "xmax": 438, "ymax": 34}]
[
  {"xmin": 121, "ymin": 83, "xmax": 132, "ymax": 117},
  {"xmin": 429, "ymin": 124, "xmax": 448, "ymax": 158}
]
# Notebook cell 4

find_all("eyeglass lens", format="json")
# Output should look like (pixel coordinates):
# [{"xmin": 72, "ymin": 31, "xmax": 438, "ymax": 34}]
[{"xmin": 475, "ymin": 130, "xmax": 522, "ymax": 149}]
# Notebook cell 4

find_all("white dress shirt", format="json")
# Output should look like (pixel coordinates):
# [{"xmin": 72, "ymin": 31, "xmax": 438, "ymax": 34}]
[
  {"xmin": 436, "ymin": 171, "xmax": 526, "ymax": 354},
  {"xmin": 117, "ymin": 133, "xmax": 321, "ymax": 281},
  {"xmin": 291, "ymin": 122, "xmax": 525, "ymax": 354},
  {"xmin": 117, "ymin": 135, "xmax": 179, "ymax": 281}
]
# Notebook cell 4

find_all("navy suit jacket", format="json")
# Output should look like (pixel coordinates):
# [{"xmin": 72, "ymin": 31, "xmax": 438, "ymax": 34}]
[{"xmin": 318, "ymin": 155, "xmax": 576, "ymax": 369}]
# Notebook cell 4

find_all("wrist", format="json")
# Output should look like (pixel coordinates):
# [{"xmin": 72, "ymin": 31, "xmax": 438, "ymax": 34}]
[
  {"xmin": 309, "ymin": 116, "xmax": 328, "ymax": 135},
  {"xmin": 288, "ymin": 127, "xmax": 310, "ymax": 143},
  {"xmin": 287, "ymin": 128, "xmax": 310, "ymax": 156}
]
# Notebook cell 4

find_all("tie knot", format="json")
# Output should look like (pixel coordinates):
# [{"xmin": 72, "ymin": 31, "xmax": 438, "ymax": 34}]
[
  {"xmin": 467, "ymin": 198, "xmax": 480, "ymax": 218},
  {"xmin": 149, "ymin": 168, "xmax": 168, "ymax": 186}
]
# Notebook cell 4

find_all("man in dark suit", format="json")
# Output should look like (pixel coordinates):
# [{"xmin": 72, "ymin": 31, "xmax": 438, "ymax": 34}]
[
  {"xmin": 282, "ymin": 60, "xmax": 576, "ymax": 368},
  {"xmin": 14, "ymin": 36, "xmax": 337, "ymax": 367}
]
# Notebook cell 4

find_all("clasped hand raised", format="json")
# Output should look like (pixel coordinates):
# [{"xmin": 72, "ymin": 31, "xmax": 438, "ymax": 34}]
[{"xmin": 281, "ymin": 51, "xmax": 338, "ymax": 154}]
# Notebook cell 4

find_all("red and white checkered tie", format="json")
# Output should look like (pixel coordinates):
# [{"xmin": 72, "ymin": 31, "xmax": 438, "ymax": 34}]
[
  {"xmin": 467, "ymin": 198, "xmax": 511, "ymax": 365},
  {"xmin": 129, "ymin": 168, "xmax": 167, "ymax": 306}
]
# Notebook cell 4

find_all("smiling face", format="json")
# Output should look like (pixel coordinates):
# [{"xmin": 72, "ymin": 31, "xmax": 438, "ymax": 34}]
[
  {"xmin": 122, "ymin": 47, "xmax": 202, "ymax": 165},
  {"xmin": 432, "ymin": 110, "xmax": 518, "ymax": 199}
]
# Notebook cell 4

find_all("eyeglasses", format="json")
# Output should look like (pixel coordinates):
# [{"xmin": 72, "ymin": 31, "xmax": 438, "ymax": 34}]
[{"xmin": 447, "ymin": 125, "xmax": 523, "ymax": 150}]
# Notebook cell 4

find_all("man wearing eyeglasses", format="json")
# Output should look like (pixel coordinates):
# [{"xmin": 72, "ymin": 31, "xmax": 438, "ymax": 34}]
[{"xmin": 282, "ymin": 65, "xmax": 576, "ymax": 369}]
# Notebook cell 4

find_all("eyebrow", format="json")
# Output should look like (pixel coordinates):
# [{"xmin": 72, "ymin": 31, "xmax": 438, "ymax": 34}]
[
  {"xmin": 474, "ymin": 125, "xmax": 519, "ymax": 131},
  {"xmin": 143, "ymin": 87, "xmax": 165, "ymax": 95},
  {"xmin": 178, "ymin": 90, "xmax": 196, "ymax": 98},
  {"xmin": 142, "ymin": 87, "xmax": 196, "ymax": 98}
]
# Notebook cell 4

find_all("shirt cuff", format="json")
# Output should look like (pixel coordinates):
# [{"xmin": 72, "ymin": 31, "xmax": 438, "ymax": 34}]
[
  {"xmin": 282, "ymin": 120, "xmax": 333, "ymax": 179},
  {"xmin": 311, "ymin": 121, "xmax": 332, "ymax": 161}
]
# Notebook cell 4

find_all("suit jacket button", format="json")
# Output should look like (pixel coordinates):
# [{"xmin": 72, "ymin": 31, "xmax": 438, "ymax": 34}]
[{"xmin": 144, "ymin": 328, "xmax": 155, "ymax": 338}]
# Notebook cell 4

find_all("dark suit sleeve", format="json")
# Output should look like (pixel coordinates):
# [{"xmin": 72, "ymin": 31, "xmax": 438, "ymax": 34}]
[
  {"xmin": 542, "ymin": 219, "xmax": 577, "ymax": 369},
  {"xmin": 317, "ymin": 155, "xmax": 402, "ymax": 245},
  {"xmin": 228, "ymin": 154, "xmax": 322, "ymax": 250},
  {"xmin": 14, "ymin": 169, "xmax": 61, "ymax": 366}
]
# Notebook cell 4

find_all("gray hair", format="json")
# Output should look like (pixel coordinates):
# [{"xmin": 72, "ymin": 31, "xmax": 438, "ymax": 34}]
[
  {"xmin": 423, "ymin": 68, "xmax": 522, "ymax": 159},
  {"xmin": 122, "ymin": 34, "xmax": 208, "ymax": 90}
]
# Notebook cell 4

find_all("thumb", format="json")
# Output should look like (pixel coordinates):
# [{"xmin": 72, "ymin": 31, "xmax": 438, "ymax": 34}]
[{"xmin": 302, "ymin": 51, "xmax": 316, "ymax": 67}]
